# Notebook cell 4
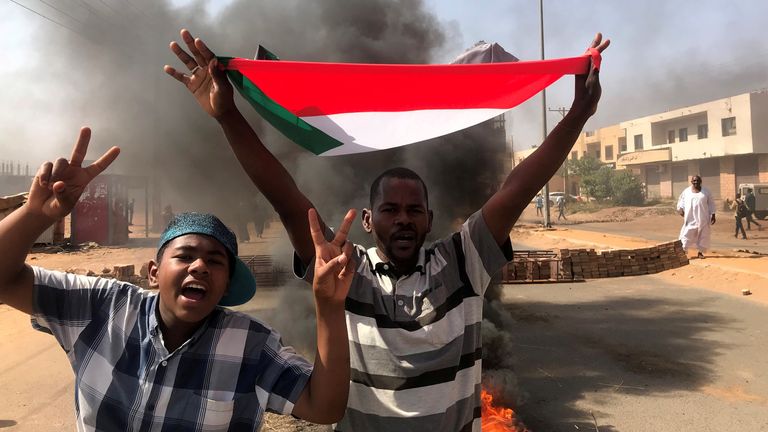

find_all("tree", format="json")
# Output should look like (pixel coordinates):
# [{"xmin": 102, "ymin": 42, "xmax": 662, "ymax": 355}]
[{"xmin": 610, "ymin": 169, "xmax": 645, "ymax": 205}]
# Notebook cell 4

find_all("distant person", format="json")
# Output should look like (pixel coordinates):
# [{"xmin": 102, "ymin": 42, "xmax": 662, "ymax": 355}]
[
  {"xmin": 127, "ymin": 198, "xmax": 135, "ymax": 225},
  {"xmin": 744, "ymin": 188, "xmax": 762, "ymax": 231},
  {"xmin": 730, "ymin": 192, "xmax": 748, "ymax": 239},
  {"xmin": 0, "ymin": 128, "xmax": 354, "ymax": 430},
  {"xmin": 677, "ymin": 175, "xmax": 716, "ymax": 258},
  {"xmin": 557, "ymin": 195, "xmax": 567, "ymax": 221},
  {"xmin": 535, "ymin": 193, "xmax": 544, "ymax": 216},
  {"xmin": 161, "ymin": 204, "xmax": 174, "ymax": 228}
]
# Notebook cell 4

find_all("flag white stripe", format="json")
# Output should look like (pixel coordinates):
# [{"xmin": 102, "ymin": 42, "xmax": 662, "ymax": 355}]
[{"xmin": 301, "ymin": 108, "xmax": 507, "ymax": 156}]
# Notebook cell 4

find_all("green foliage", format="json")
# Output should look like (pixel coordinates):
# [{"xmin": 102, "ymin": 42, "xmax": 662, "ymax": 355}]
[
  {"xmin": 582, "ymin": 166, "xmax": 614, "ymax": 201},
  {"xmin": 567, "ymin": 156, "xmax": 645, "ymax": 205},
  {"xmin": 610, "ymin": 170, "xmax": 645, "ymax": 205},
  {"xmin": 566, "ymin": 156, "xmax": 603, "ymax": 179}
]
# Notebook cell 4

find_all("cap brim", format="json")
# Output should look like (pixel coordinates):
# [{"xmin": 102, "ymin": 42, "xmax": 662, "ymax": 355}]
[{"xmin": 218, "ymin": 258, "xmax": 257, "ymax": 307}]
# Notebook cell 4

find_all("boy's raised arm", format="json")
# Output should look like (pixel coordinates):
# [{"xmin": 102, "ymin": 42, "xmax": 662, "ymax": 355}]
[
  {"xmin": 482, "ymin": 33, "xmax": 610, "ymax": 245},
  {"xmin": 291, "ymin": 208, "xmax": 354, "ymax": 423},
  {"xmin": 0, "ymin": 128, "xmax": 120, "ymax": 314},
  {"xmin": 164, "ymin": 29, "xmax": 320, "ymax": 266}
]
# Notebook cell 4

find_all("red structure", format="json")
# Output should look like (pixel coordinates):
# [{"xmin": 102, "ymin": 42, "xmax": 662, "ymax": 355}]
[{"xmin": 71, "ymin": 174, "xmax": 147, "ymax": 245}]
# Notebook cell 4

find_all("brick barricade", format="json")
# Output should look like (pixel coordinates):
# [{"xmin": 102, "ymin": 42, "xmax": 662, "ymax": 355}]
[
  {"xmin": 500, "ymin": 240, "xmax": 689, "ymax": 282},
  {"xmin": 559, "ymin": 240, "xmax": 689, "ymax": 280}
]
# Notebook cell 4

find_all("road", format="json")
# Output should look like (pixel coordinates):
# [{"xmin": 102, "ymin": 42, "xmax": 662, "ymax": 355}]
[{"xmin": 501, "ymin": 275, "xmax": 768, "ymax": 432}]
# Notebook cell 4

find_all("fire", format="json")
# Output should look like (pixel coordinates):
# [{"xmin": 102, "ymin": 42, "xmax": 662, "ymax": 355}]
[{"xmin": 481, "ymin": 389, "xmax": 529, "ymax": 432}]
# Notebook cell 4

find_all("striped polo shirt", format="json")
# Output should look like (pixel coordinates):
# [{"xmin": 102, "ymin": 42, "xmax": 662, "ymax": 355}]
[
  {"xmin": 30, "ymin": 266, "xmax": 312, "ymax": 432},
  {"xmin": 297, "ymin": 210, "xmax": 513, "ymax": 431}
]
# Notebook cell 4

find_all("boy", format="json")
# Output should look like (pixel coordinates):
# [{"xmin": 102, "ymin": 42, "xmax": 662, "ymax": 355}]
[
  {"xmin": 166, "ymin": 30, "xmax": 608, "ymax": 430},
  {"xmin": 0, "ymin": 127, "xmax": 354, "ymax": 431}
]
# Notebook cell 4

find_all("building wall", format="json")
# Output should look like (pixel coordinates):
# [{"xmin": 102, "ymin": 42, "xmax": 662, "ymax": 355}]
[
  {"xmin": 751, "ymin": 90, "xmax": 768, "ymax": 153},
  {"xmin": 760, "ymin": 154, "xmax": 768, "ymax": 183},
  {"xmin": 720, "ymin": 156, "xmax": 736, "ymax": 199}
]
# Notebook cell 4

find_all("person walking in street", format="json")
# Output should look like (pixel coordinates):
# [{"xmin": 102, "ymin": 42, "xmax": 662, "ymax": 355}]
[
  {"xmin": 744, "ymin": 188, "xmax": 762, "ymax": 231},
  {"xmin": 535, "ymin": 194, "xmax": 544, "ymax": 217},
  {"xmin": 730, "ymin": 192, "xmax": 748, "ymax": 239},
  {"xmin": 557, "ymin": 195, "xmax": 567, "ymax": 221},
  {"xmin": 677, "ymin": 175, "xmax": 716, "ymax": 259}
]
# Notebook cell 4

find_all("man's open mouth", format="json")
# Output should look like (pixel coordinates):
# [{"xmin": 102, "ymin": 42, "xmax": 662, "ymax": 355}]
[{"xmin": 392, "ymin": 231, "xmax": 416, "ymax": 246}]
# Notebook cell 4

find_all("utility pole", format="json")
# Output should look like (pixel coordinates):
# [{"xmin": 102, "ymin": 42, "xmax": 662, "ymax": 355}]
[
  {"xmin": 539, "ymin": 0, "xmax": 551, "ymax": 228},
  {"xmin": 549, "ymin": 107, "xmax": 570, "ymax": 197}
]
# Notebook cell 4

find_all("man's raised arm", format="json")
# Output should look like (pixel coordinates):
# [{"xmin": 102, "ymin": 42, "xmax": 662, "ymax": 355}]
[
  {"xmin": 481, "ymin": 33, "xmax": 610, "ymax": 245},
  {"xmin": 164, "ymin": 29, "xmax": 320, "ymax": 265}
]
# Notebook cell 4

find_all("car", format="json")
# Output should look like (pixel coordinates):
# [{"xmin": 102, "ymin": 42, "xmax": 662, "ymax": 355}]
[{"xmin": 548, "ymin": 192, "xmax": 579, "ymax": 205}]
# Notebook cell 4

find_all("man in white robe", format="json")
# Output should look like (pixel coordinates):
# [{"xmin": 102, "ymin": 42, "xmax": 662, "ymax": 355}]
[{"xmin": 677, "ymin": 175, "xmax": 716, "ymax": 258}]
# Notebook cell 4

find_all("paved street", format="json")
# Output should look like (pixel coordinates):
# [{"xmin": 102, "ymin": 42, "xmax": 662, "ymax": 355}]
[{"xmin": 502, "ymin": 276, "xmax": 768, "ymax": 432}]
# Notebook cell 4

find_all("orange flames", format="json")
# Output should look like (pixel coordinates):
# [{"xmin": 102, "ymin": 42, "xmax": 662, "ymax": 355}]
[{"xmin": 481, "ymin": 389, "xmax": 529, "ymax": 432}]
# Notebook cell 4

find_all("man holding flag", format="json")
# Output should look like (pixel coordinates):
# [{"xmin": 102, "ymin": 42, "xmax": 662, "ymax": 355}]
[{"xmin": 166, "ymin": 29, "xmax": 608, "ymax": 431}]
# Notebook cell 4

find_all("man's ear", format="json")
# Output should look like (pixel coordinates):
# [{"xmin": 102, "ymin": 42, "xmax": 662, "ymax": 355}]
[
  {"xmin": 427, "ymin": 209, "xmax": 434, "ymax": 234},
  {"xmin": 361, "ymin": 208, "xmax": 373, "ymax": 233},
  {"xmin": 148, "ymin": 260, "xmax": 160, "ymax": 288}
]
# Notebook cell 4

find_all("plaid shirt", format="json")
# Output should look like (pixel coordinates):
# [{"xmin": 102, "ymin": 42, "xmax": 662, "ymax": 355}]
[{"xmin": 31, "ymin": 266, "xmax": 312, "ymax": 432}]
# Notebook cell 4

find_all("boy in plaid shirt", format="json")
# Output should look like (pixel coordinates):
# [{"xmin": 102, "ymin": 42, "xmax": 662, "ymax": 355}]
[{"xmin": 0, "ymin": 127, "xmax": 354, "ymax": 431}]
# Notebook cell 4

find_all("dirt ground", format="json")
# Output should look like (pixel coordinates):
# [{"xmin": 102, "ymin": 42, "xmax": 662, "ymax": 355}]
[{"xmin": 0, "ymin": 204, "xmax": 765, "ymax": 431}]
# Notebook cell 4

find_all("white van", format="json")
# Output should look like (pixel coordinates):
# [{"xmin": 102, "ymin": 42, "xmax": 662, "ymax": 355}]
[{"xmin": 738, "ymin": 183, "xmax": 768, "ymax": 220}]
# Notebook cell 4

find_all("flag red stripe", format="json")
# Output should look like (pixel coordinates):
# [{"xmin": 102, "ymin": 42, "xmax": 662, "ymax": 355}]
[{"xmin": 225, "ymin": 55, "xmax": 590, "ymax": 116}]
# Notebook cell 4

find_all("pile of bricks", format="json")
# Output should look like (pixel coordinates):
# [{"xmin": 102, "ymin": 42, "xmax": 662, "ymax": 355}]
[
  {"xmin": 499, "ymin": 251, "xmax": 562, "ymax": 282},
  {"xmin": 560, "ymin": 240, "xmax": 688, "ymax": 280},
  {"xmin": 66, "ymin": 264, "xmax": 150, "ymax": 288}
]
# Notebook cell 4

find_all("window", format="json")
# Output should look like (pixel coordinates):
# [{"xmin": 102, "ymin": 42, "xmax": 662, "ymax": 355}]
[
  {"xmin": 605, "ymin": 145, "xmax": 614, "ymax": 160},
  {"xmin": 634, "ymin": 134, "xmax": 644, "ymax": 150},
  {"xmin": 571, "ymin": 151, "xmax": 578, "ymax": 160},
  {"xmin": 595, "ymin": 149, "xmax": 601, "ymax": 159},
  {"xmin": 585, "ymin": 130, "xmax": 595, "ymax": 137},
  {"xmin": 618, "ymin": 136, "xmax": 627, "ymax": 152},
  {"xmin": 667, "ymin": 130, "xmax": 675, "ymax": 144},
  {"xmin": 722, "ymin": 117, "xmax": 737, "ymax": 136},
  {"xmin": 679, "ymin": 128, "xmax": 688, "ymax": 142},
  {"xmin": 698, "ymin": 124, "xmax": 708, "ymax": 139}
]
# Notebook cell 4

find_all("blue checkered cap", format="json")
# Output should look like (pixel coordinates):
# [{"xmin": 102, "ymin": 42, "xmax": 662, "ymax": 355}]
[{"xmin": 159, "ymin": 212, "xmax": 256, "ymax": 306}]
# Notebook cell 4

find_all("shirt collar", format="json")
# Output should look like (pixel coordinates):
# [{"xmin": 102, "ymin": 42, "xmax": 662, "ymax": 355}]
[
  {"xmin": 147, "ymin": 294, "xmax": 215, "ymax": 349},
  {"xmin": 366, "ymin": 246, "xmax": 426, "ymax": 277}
]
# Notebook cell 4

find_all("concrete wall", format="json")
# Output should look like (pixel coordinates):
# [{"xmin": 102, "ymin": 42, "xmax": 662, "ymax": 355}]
[
  {"xmin": 760, "ymin": 154, "xmax": 768, "ymax": 183},
  {"xmin": 751, "ymin": 90, "xmax": 768, "ymax": 153},
  {"xmin": 720, "ymin": 156, "xmax": 736, "ymax": 199}
]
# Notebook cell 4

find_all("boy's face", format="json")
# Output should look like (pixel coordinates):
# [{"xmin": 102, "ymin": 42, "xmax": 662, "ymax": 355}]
[
  {"xmin": 363, "ymin": 177, "xmax": 433, "ymax": 268},
  {"xmin": 149, "ymin": 234, "xmax": 231, "ymax": 327}
]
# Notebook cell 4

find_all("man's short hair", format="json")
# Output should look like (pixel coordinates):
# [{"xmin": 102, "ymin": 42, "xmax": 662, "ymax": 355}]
[{"xmin": 369, "ymin": 167, "xmax": 429, "ymax": 207}]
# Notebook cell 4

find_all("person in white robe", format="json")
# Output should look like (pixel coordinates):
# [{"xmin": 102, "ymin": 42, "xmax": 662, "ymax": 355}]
[{"xmin": 677, "ymin": 175, "xmax": 716, "ymax": 258}]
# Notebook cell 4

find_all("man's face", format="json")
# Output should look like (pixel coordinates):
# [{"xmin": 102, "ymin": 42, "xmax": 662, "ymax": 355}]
[
  {"xmin": 691, "ymin": 176, "xmax": 702, "ymax": 191},
  {"xmin": 149, "ymin": 234, "xmax": 230, "ymax": 327},
  {"xmin": 363, "ymin": 178, "xmax": 433, "ymax": 269}
]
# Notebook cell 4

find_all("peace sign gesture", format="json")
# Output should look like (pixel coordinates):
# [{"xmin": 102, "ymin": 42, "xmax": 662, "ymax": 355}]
[
  {"xmin": 164, "ymin": 29, "xmax": 235, "ymax": 120},
  {"xmin": 27, "ymin": 127, "xmax": 120, "ymax": 221},
  {"xmin": 309, "ymin": 208, "xmax": 356, "ymax": 304}
]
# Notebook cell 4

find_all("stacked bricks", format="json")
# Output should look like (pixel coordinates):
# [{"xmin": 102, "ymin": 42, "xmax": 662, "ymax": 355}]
[
  {"xmin": 559, "ymin": 240, "xmax": 689, "ymax": 280},
  {"xmin": 501, "ymin": 255, "xmax": 560, "ymax": 282}
]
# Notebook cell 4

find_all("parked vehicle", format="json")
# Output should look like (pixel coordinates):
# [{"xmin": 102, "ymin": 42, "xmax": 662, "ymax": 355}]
[{"xmin": 738, "ymin": 183, "xmax": 768, "ymax": 220}]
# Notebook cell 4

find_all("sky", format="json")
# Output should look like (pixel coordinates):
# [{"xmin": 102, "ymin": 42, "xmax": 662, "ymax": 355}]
[{"xmin": 1, "ymin": 0, "xmax": 767, "ymax": 168}]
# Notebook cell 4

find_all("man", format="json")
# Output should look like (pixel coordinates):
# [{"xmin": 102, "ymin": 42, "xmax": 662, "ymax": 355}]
[
  {"xmin": 0, "ymin": 128, "xmax": 355, "ymax": 430},
  {"xmin": 557, "ymin": 195, "xmax": 567, "ymax": 221},
  {"xmin": 744, "ymin": 188, "xmax": 762, "ymax": 231},
  {"xmin": 535, "ymin": 193, "xmax": 544, "ymax": 216},
  {"xmin": 165, "ymin": 29, "xmax": 609, "ymax": 431},
  {"xmin": 677, "ymin": 175, "xmax": 716, "ymax": 259},
  {"xmin": 730, "ymin": 192, "xmax": 748, "ymax": 239}
]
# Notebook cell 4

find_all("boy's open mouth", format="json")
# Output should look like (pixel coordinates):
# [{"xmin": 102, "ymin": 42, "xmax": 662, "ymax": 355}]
[{"xmin": 181, "ymin": 284, "xmax": 206, "ymax": 301}]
